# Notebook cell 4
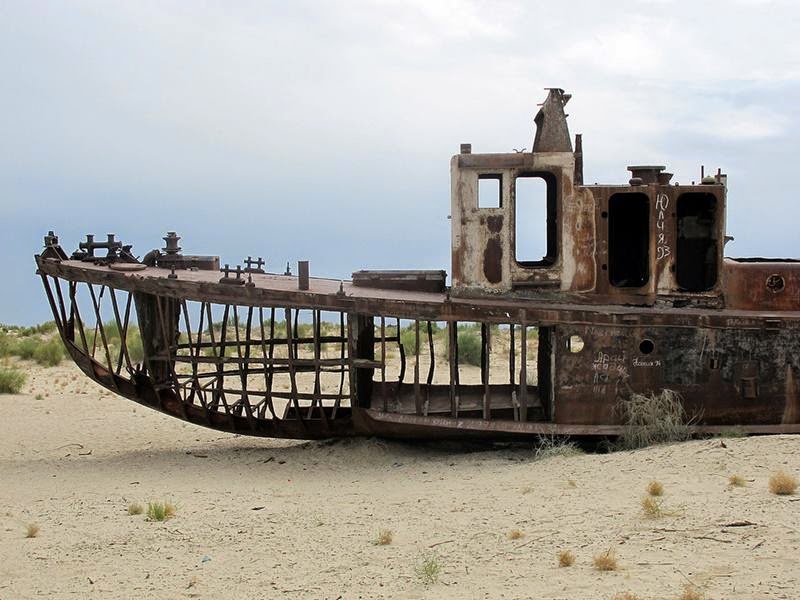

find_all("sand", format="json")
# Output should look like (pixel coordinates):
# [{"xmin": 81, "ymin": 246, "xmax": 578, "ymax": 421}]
[{"xmin": 1, "ymin": 362, "xmax": 799, "ymax": 599}]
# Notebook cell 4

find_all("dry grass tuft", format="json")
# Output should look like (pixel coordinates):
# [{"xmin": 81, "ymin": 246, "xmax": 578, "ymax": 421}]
[
  {"xmin": 147, "ymin": 501, "xmax": 176, "ymax": 521},
  {"xmin": 642, "ymin": 495, "xmax": 663, "ymax": 518},
  {"xmin": 678, "ymin": 585, "xmax": 705, "ymax": 600},
  {"xmin": 374, "ymin": 529, "xmax": 393, "ymax": 545},
  {"xmin": 519, "ymin": 485, "xmax": 533, "ymax": 495},
  {"xmin": 533, "ymin": 435, "xmax": 583, "ymax": 460},
  {"xmin": 647, "ymin": 480, "xmax": 664, "ymax": 496},
  {"xmin": 415, "ymin": 552, "xmax": 441, "ymax": 585},
  {"xmin": 127, "ymin": 502, "xmax": 144, "ymax": 516},
  {"xmin": 728, "ymin": 474, "xmax": 746, "ymax": 487},
  {"xmin": 768, "ymin": 470, "xmax": 798, "ymax": 495},
  {"xmin": 25, "ymin": 523, "xmax": 40, "ymax": 538},
  {"xmin": 592, "ymin": 550, "xmax": 618, "ymax": 571},
  {"xmin": 641, "ymin": 495, "xmax": 681, "ymax": 519},
  {"xmin": 557, "ymin": 549, "xmax": 575, "ymax": 567},
  {"xmin": 567, "ymin": 479, "xmax": 577, "ymax": 488},
  {"xmin": 612, "ymin": 593, "xmax": 644, "ymax": 600},
  {"xmin": 641, "ymin": 494, "xmax": 679, "ymax": 519},
  {"xmin": 617, "ymin": 389, "xmax": 692, "ymax": 449},
  {"xmin": 507, "ymin": 529, "xmax": 524, "ymax": 540}
]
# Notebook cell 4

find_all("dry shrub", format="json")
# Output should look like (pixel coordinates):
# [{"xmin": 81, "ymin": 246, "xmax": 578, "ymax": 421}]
[
  {"xmin": 147, "ymin": 501, "xmax": 176, "ymax": 521},
  {"xmin": 617, "ymin": 390, "xmax": 692, "ymax": 449},
  {"xmin": 127, "ymin": 502, "xmax": 144, "ymax": 516},
  {"xmin": 642, "ymin": 495, "xmax": 681, "ymax": 519},
  {"xmin": 557, "ymin": 549, "xmax": 575, "ymax": 567},
  {"xmin": 647, "ymin": 480, "xmax": 664, "ymax": 496},
  {"xmin": 534, "ymin": 435, "xmax": 584, "ymax": 460},
  {"xmin": 593, "ymin": 550, "xmax": 618, "ymax": 571},
  {"xmin": 374, "ymin": 529, "xmax": 393, "ymax": 545},
  {"xmin": 25, "ymin": 523, "xmax": 40, "ymax": 538},
  {"xmin": 642, "ymin": 495, "xmax": 662, "ymax": 518},
  {"xmin": 507, "ymin": 529, "xmax": 524, "ymax": 540},
  {"xmin": 678, "ymin": 585, "xmax": 705, "ymax": 600},
  {"xmin": 612, "ymin": 594, "xmax": 644, "ymax": 600},
  {"xmin": 728, "ymin": 474, "xmax": 746, "ymax": 487},
  {"xmin": 519, "ymin": 485, "xmax": 533, "ymax": 495},
  {"xmin": 768, "ymin": 470, "xmax": 798, "ymax": 495}
]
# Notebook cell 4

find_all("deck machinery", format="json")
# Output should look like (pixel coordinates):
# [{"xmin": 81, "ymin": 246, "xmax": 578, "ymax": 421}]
[{"xmin": 35, "ymin": 89, "xmax": 800, "ymax": 439}]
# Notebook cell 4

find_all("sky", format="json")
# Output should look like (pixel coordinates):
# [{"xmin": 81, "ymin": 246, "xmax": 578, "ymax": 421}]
[{"xmin": 2, "ymin": 0, "xmax": 800, "ymax": 324}]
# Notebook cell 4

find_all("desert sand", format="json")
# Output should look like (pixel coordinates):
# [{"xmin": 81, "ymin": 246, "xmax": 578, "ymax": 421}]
[{"xmin": 1, "ymin": 361, "xmax": 799, "ymax": 599}]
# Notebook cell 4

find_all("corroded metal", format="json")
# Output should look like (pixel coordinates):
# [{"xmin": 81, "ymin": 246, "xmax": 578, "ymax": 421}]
[{"xmin": 34, "ymin": 88, "xmax": 800, "ymax": 440}]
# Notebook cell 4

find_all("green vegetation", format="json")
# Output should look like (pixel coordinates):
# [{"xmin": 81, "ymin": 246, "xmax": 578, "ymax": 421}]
[
  {"xmin": 1, "ymin": 324, "xmax": 65, "ymax": 366},
  {"xmin": 13, "ymin": 338, "xmax": 39, "ymax": 360},
  {"xmin": 126, "ymin": 328, "xmax": 144, "ymax": 363},
  {"xmin": 1, "ymin": 321, "xmax": 57, "ymax": 336},
  {"xmin": 32, "ymin": 337, "xmax": 65, "ymax": 367},
  {"xmin": 0, "ymin": 368, "xmax": 26, "ymax": 394},
  {"xmin": 147, "ymin": 501, "xmax": 176, "ymax": 521},
  {"xmin": 0, "ymin": 319, "xmax": 152, "ymax": 368},
  {"xmin": 456, "ymin": 325, "xmax": 482, "ymax": 366}
]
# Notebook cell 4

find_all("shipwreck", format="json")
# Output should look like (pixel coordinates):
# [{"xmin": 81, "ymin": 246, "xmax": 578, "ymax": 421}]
[{"xmin": 35, "ymin": 88, "xmax": 800, "ymax": 439}]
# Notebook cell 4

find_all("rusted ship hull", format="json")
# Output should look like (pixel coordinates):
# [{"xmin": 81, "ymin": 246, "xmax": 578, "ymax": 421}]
[{"xmin": 35, "ymin": 255, "xmax": 800, "ymax": 440}]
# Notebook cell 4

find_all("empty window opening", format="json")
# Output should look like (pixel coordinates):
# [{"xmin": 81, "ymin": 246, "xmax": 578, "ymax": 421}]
[
  {"xmin": 478, "ymin": 175, "xmax": 502, "ymax": 208},
  {"xmin": 608, "ymin": 192, "xmax": 650, "ymax": 287},
  {"xmin": 676, "ymin": 193, "xmax": 717, "ymax": 292},
  {"xmin": 515, "ymin": 173, "xmax": 557, "ymax": 266}
]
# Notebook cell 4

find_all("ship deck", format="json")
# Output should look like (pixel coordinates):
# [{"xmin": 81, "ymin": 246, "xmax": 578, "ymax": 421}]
[{"xmin": 37, "ymin": 258, "xmax": 800, "ymax": 329}]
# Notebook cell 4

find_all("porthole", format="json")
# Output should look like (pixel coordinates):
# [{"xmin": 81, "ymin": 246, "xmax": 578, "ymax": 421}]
[
  {"xmin": 568, "ymin": 334, "xmax": 584, "ymax": 353},
  {"xmin": 639, "ymin": 339, "xmax": 655, "ymax": 354},
  {"xmin": 766, "ymin": 274, "xmax": 785, "ymax": 294}
]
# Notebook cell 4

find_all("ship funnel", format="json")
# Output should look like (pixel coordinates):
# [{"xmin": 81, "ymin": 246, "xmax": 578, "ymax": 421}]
[{"xmin": 532, "ymin": 88, "xmax": 573, "ymax": 153}]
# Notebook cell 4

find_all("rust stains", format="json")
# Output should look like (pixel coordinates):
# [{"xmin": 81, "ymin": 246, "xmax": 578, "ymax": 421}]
[
  {"xmin": 486, "ymin": 215, "xmax": 504, "ymax": 234},
  {"xmin": 483, "ymin": 237, "xmax": 502, "ymax": 284},
  {"xmin": 783, "ymin": 365, "xmax": 800, "ymax": 424}
]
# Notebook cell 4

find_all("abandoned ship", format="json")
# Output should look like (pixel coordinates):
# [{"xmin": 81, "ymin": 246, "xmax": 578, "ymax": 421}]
[{"xmin": 34, "ymin": 88, "xmax": 800, "ymax": 440}]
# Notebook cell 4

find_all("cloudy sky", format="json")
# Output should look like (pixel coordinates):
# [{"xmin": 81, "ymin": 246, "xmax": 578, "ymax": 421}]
[{"xmin": 2, "ymin": 0, "xmax": 799, "ymax": 324}]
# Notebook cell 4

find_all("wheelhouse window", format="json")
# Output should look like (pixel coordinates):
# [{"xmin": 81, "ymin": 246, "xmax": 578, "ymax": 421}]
[
  {"xmin": 676, "ymin": 193, "xmax": 718, "ymax": 291},
  {"xmin": 608, "ymin": 192, "xmax": 650, "ymax": 287},
  {"xmin": 515, "ymin": 172, "xmax": 557, "ymax": 267},
  {"xmin": 478, "ymin": 174, "xmax": 502, "ymax": 208}
]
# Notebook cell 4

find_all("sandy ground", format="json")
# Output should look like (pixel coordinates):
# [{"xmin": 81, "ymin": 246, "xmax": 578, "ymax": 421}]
[{"xmin": 1, "ymin": 362, "xmax": 799, "ymax": 599}]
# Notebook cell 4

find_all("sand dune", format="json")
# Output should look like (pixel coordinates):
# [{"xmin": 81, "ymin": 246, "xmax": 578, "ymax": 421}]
[{"xmin": 1, "ymin": 362, "xmax": 799, "ymax": 599}]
